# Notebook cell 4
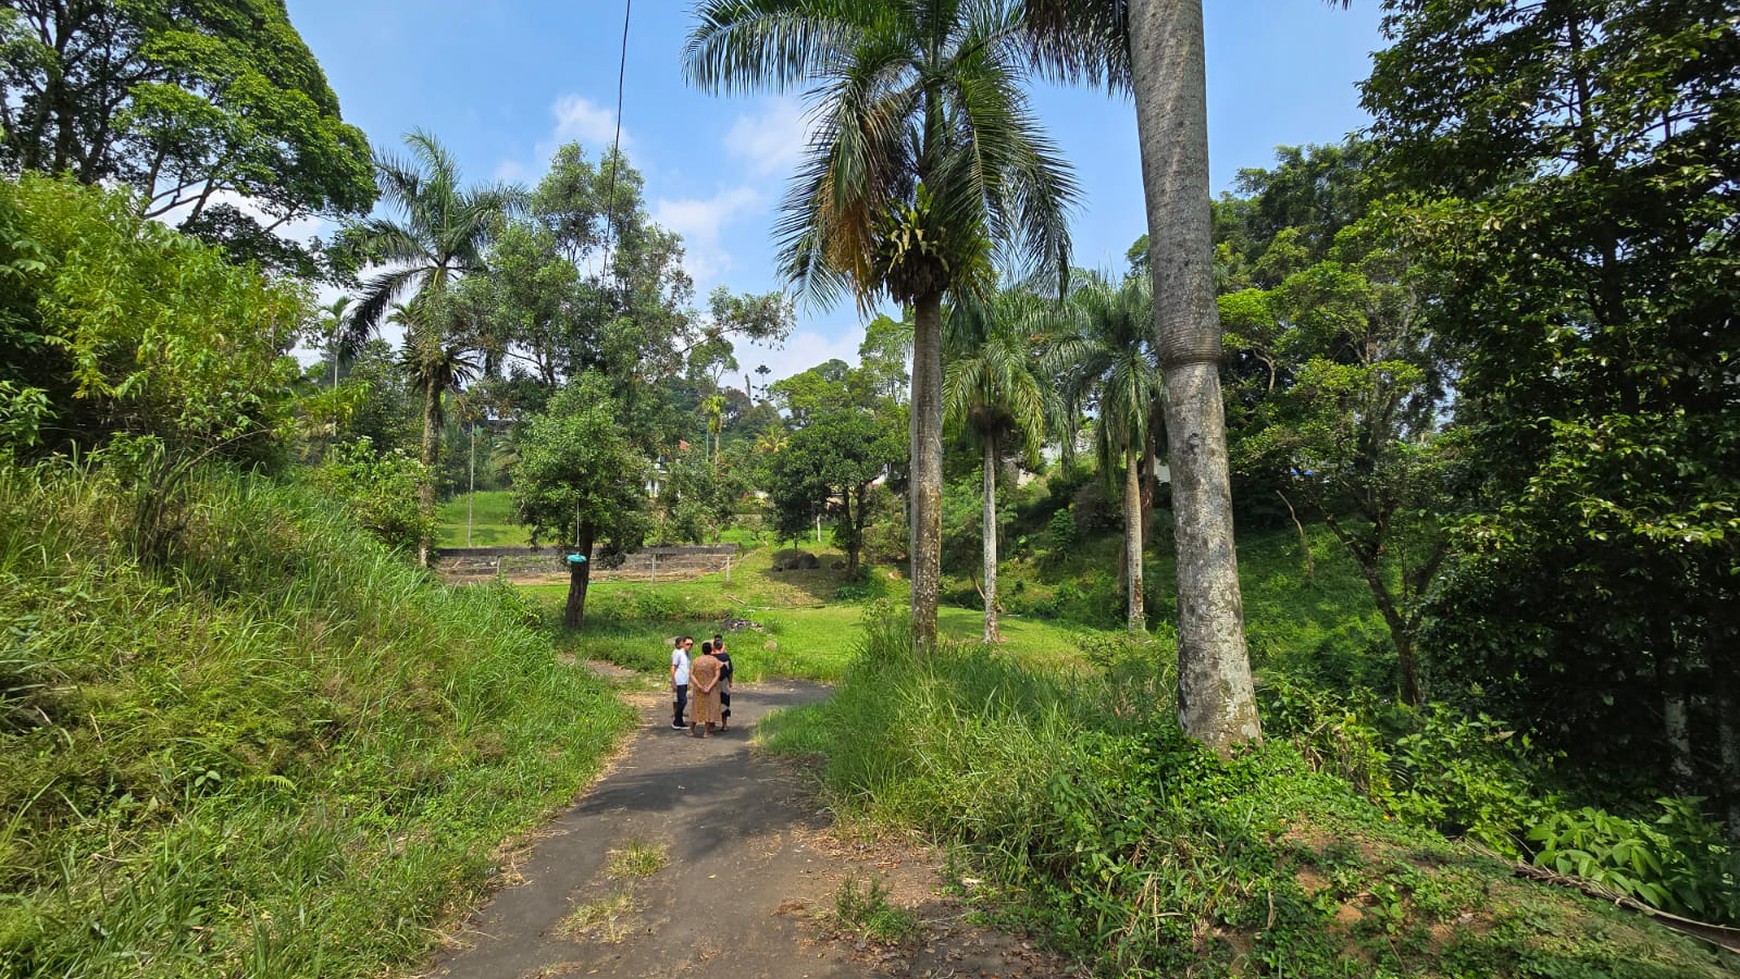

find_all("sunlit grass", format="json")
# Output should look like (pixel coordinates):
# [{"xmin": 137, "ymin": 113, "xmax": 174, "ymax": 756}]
[
  {"xmin": 0, "ymin": 464, "xmax": 634, "ymax": 977},
  {"xmin": 435, "ymin": 489, "xmax": 528, "ymax": 547},
  {"xmin": 558, "ymin": 889, "xmax": 641, "ymax": 944},
  {"xmin": 605, "ymin": 839, "xmax": 669, "ymax": 880}
]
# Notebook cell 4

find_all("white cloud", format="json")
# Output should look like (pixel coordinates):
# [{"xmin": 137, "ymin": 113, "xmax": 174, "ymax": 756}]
[
  {"xmin": 724, "ymin": 96, "xmax": 813, "ymax": 177},
  {"xmin": 549, "ymin": 94, "xmax": 630, "ymax": 151},
  {"xmin": 651, "ymin": 185, "xmax": 764, "ymax": 287},
  {"xmin": 739, "ymin": 320, "xmax": 865, "ymax": 385},
  {"xmin": 494, "ymin": 94, "xmax": 633, "ymax": 187}
]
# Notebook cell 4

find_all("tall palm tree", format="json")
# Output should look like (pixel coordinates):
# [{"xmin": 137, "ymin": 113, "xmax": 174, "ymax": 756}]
[
  {"xmin": 684, "ymin": 0, "xmax": 1077, "ymax": 649},
  {"xmin": 318, "ymin": 296, "xmax": 353, "ymax": 392},
  {"xmin": 944, "ymin": 289, "xmax": 1050, "ymax": 642},
  {"xmin": 341, "ymin": 130, "xmax": 521, "ymax": 563},
  {"xmin": 1025, "ymin": 0, "xmax": 1304, "ymax": 750},
  {"xmin": 1047, "ymin": 272, "xmax": 1158, "ymax": 633},
  {"xmin": 342, "ymin": 131, "xmax": 523, "ymax": 347},
  {"xmin": 390, "ymin": 302, "xmax": 483, "ymax": 564}
]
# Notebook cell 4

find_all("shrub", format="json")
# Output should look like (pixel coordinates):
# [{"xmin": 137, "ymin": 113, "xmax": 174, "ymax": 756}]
[
  {"xmin": 760, "ymin": 617, "xmax": 1735, "ymax": 976},
  {"xmin": 307, "ymin": 438, "xmax": 434, "ymax": 553}
]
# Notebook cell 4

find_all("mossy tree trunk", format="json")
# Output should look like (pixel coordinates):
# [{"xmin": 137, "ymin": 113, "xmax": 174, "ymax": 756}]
[
  {"xmin": 910, "ymin": 289, "xmax": 944, "ymax": 651},
  {"xmin": 1129, "ymin": 0, "xmax": 1261, "ymax": 754}
]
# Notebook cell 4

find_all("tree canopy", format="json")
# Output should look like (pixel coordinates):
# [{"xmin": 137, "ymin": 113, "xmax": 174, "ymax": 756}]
[{"xmin": 0, "ymin": 0, "xmax": 375, "ymax": 274}]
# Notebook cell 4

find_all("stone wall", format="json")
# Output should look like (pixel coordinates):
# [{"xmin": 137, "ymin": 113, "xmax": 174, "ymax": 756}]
[{"xmin": 436, "ymin": 544, "xmax": 741, "ymax": 583}]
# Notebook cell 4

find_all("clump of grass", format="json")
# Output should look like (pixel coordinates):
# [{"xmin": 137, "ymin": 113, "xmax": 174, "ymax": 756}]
[
  {"xmin": 605, "ymin": 839, "xmax": 669, "ymax": 879},
  {"xmin": 833, "ymin": 876, "xmax": 918, "ymax": 944},
  {"xmin": 558, "ymin": 889, "xmax": 641, "ymax": 944}
]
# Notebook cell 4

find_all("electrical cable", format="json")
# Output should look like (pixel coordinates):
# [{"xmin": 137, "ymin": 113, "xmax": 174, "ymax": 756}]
[{"xmin": 600, "ymin": 0, "xmax": 633, "ymax": 285}]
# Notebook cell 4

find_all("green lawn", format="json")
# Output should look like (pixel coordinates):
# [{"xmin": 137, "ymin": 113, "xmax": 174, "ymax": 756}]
[
  {"xmin": 436, "ymin": 489, "xmax": 529, "ymax": 547},
  {"xmin": 522, "ymin": 542, "xmax": 1103, "ymax": 682},
  {"xmin": 518, "ymin": 521, "xmax": 1381, "ymax": 686}
]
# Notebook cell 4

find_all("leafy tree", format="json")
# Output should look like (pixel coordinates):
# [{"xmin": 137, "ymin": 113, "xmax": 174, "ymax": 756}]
[
  {"xmin": 768, "ymin": 358, "xmax": 853, "ymax": 427},
  {"xmin": 0, "ymin": 174, "xmax": 303, "ymax": 458},
  {"xmin": 511, "ymin": 374, "xmax": 649, "ymax": 627},
  {"xmin": 945, "ymin": 289, "xmax": 1050, "ymax": 641},
  {"xmin": 1364, "ymin": 0, "xmax": 1740, "ymax": 805},
  {"xmin": 1046, "ymin": 271, "xmax": 1158, "ymax": 632},
  {"xmin": 763, "ymin": 407, "xmax": 903, "ymax": 575},
  {"xmin": 0, "ymin": 0, "xmax": 375, "ymax": 274},
  {"xmin": 1232, "ymin": 217, "xmax": 1454, "ymax": 705},
  {"xmin": 336, "ymin": 339, "xmax": 417, "ymax": 455},
  {"xmin": 684, "ymin": 0, "xmax": 1076, "ymax": 648},
  {"xmin": 471, "ymin": 143, "xmax": 684, "ymax": 396}
]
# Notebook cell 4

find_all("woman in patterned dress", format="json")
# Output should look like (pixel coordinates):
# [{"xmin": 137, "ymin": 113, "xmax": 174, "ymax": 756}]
[{"xmin": 688, "ymin": 641, "xmax": 724, "ymax": 738}]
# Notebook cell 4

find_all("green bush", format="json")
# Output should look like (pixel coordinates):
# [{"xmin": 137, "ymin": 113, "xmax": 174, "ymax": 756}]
[
  {"xmin": 306, "ymin": 438, "xmax": 434, "ymax": 553},
  {"xmin": 1528, "ymin": 798, "xmax": 1738, "ymax": 922},
  {"xmin": 0, "ymin": 174, "xmax": 304, "ymax": 459}
]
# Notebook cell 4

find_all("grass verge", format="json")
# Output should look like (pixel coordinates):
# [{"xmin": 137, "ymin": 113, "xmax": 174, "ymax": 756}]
[{"xmin": 0, "ymin": 463, "xmax": 634, "ymax": 978}]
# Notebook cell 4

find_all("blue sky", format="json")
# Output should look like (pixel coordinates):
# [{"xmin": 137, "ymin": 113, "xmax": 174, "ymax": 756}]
[{"xmin": 285, "ymin": 0, "xmax": 1387, "ymax": 380}]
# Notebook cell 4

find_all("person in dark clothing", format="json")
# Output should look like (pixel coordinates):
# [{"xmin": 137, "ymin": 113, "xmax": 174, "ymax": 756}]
[{"xmin": 712, "ymin": 632, "xmax": 733, "ymax": 731}]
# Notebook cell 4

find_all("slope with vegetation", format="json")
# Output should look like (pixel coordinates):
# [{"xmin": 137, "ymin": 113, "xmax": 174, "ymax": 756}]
[
  {"xmin": 0, "ymin": 463, "xmax": 631, "ymax": 977},
  {"xmin": 761, "ymin": 612, "xmax": 1737, "ymax": 978}
]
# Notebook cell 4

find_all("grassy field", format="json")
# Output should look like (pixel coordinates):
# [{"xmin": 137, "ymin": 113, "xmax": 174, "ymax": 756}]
[
  {"xmin": 436, "ymin": 489, "xmax": 529, "ymax": 547},
  {"xmin": 522, "ymin": 542, "xmax": 1105, "ymax": 682},
  {"xmin": 754, "ymin": 616, "xmax": 1735, "ymax": 979}
]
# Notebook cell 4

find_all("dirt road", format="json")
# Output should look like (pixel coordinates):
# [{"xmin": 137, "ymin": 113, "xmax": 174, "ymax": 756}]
[{"xmin": 425, "ymin": 679, "xmax": 1077, "ymax": 979}]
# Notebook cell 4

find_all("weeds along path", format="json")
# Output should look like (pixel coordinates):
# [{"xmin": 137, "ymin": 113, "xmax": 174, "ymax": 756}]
[{"xmin": 425, "ymin": 678, "xmax": 1074, "ymax": 979}]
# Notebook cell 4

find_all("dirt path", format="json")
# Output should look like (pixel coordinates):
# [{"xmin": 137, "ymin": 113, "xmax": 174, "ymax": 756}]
[{"xmin": 424, "ymin": 678, "xmax": 1079, "ymax": 979}]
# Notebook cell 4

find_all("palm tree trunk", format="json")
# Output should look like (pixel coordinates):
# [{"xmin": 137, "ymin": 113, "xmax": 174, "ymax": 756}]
[
  {"xmin": 417, "ymin": 378, "xmax": 442, "ymax": 568},
  {"xmin": 1129, "ymin": 0, "xmax": 1261, "ymax": 753},
  {"xmin": 982, "ymin": 432, "xmax": 1000, "ymax": 643},
  {"xmin": 910, "ymin": 290, "xmax": 944, "ymax": 650},
  {"xmin": 1125, "ymin": 442, "xmax": 1146, "ymax": 632}
]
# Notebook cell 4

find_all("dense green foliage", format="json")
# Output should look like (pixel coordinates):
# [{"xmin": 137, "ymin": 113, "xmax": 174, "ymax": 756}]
[
  {"xmin": 0, "ymin": 0, "xmax": 374, "ymax": 274},
  {"xmin": 0, "ymin": 463, "xmax": 631, "ymax": 977},
  {"xmin": 0, "ymin": 174, "xmax": 305, "ymax": 459},
  {"xmin": 1362, "ymin": 0, "xmax": 1740, "ymax": 806}
]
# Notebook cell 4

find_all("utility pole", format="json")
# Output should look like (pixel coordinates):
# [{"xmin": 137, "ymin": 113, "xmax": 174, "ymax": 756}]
[{"xmin": 466, "ymin": 425, "xmax": 476, "ymax": 547}]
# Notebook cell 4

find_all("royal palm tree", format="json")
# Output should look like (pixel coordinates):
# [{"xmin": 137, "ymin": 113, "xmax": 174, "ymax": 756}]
[
  {"xmin": 389, "ymin": 301, "xmax": 483, "ymax": 564},
  {"xmin": 341, "ymin": 130, "xmax": 520, "ymax": 562},
  {"xmin": 684, "ymin": 0, "xmax": 1077, "ymax": 649},
  {"xmin": 1047, "ymin": 272, "xmax": 1158, "ymax": 633},
  {"xmin": 342, "ymin": 131, "xmax": 522, "ymax": 347},
  {"xmin": 1024, "ymin": 0, "xmax": 1325, "ymax": 750},
  {"xmin": 944, "ymin": 289, "xmax": 1050, "ymax": 642},
  {"xmin": 953, "ymin": 290, "xmax": 1044, "ymax": 643},
  {"xmin": 318, "ymin": 296, "xmax": 353, "ymax": 391}
]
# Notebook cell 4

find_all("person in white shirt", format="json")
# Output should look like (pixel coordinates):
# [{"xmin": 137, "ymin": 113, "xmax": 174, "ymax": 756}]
[{"xmin": 670, "ymin": 636, "xmax": 693, "ymax": 730}]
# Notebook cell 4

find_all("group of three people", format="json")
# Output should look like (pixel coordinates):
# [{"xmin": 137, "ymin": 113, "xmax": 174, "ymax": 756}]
[{"xmin": 669, "ymin": 633, "xmax": 733, "ymax": 737}]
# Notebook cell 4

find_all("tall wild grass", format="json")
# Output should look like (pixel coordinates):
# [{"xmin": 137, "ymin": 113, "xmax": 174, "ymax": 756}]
[
  {"xmin": 760, "ymin": 605, "xmax": 1731, "ymax": 978},
  {"xmin": 0, "ymin": 462, "xmax": 632, "ymax": 977}
]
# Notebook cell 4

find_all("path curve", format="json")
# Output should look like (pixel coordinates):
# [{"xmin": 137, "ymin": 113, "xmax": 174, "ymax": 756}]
[{"xmin": 426, "ymin": 679, "xmax": 1077, "ymax": 979}]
